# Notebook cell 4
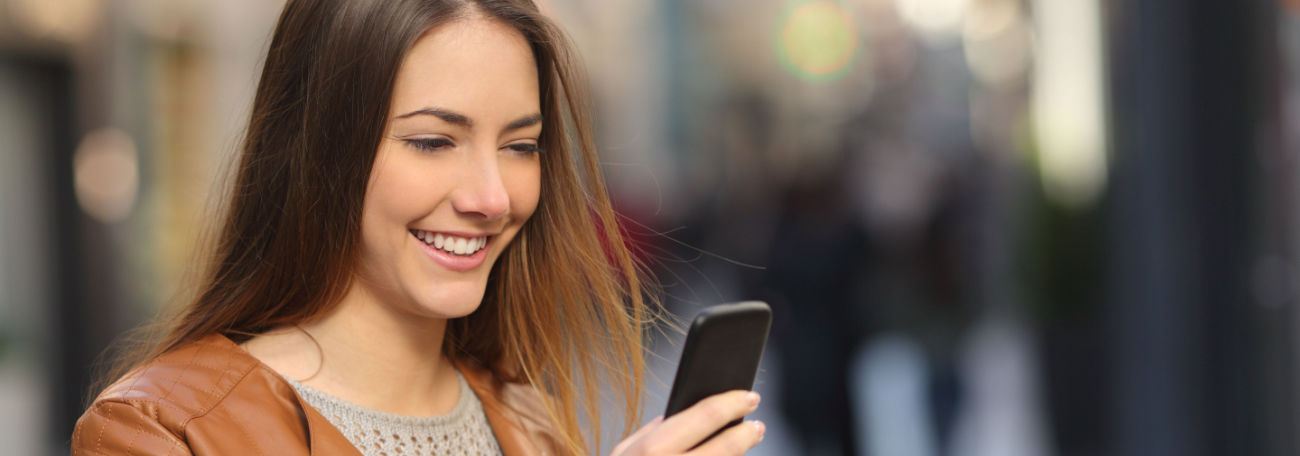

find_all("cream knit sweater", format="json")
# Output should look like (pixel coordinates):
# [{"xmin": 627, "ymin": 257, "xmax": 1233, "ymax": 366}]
[{"xmin": 286, "ymin": 371, "xmax": 502, "ymax": 456}]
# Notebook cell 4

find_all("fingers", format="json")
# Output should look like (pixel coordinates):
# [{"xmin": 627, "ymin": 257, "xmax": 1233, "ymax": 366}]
[
  {"xmin": 687, "ymin": 420, "xmax": 766, "ymax": 456},
  {"xmin": 655, "ymin": 390, "xmax": 760, "ymax": 452},
  {"xmin": 609, "ymin": 392, "xmax": 765, "ymax": 456}
]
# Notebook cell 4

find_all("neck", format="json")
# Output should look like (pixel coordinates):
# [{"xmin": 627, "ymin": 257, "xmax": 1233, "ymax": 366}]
[{"xmin": 295, "ymin": 281, "xmax": 460, "ymax": 416}]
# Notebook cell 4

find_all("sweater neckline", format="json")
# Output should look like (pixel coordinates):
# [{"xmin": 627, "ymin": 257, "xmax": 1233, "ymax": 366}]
[{"xmin": 283, "ymin": 370, "xmax": 477, "ymax": 426}]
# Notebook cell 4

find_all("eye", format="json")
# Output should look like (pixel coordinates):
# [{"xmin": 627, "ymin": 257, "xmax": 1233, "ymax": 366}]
[
  {"xmin": 505, "ymin": 143, "xmax": 541, "ymax": 156},
  {"xmin": 403, "ymin": 137, "xmax": 454, "ymax": 153}
]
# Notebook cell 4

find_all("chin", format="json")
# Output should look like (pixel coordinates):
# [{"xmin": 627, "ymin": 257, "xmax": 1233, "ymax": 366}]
[{"xmin": 407, "ymin": 282, "xmax": 488, "ymax": 320}]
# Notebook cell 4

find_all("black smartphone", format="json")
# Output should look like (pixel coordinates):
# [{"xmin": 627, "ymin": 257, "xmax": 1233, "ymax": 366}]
[{"xmin": 663, "ymin": 301, "xmax": 772, "ymax": 442}]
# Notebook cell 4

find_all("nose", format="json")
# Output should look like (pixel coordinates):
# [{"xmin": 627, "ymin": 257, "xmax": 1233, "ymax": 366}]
[{"xmin": 450, "ymin": 151, "xmax": 510, "ymax": 220}]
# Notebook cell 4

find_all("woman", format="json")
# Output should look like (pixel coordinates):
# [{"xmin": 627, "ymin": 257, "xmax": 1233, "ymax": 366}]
[{"xmin": 71, "ymin": 0, "xmax": 765, "ymax": 455}]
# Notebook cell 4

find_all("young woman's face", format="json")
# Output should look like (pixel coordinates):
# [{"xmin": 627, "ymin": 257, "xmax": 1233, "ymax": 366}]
[{"xmin": 356, "ymin": 17, "xmax": 542, "ymax": 319}]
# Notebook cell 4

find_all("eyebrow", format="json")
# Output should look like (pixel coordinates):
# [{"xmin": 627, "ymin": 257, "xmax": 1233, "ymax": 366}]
[{"xmin": 395, "ymin": 107, "xmax": 542, "ymax": 132}]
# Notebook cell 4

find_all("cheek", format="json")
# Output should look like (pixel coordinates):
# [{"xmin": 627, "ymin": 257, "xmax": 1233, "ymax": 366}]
[
  {"xmin": 366, "ymin": 160, "xmax": 439, "ymax": 222},
  {"xmin": 359, "ymin": 155, "xmax": 437, "ymax": 254},
  {"xmin": 506, "ymin": 162, "xmax": 542, "ymax": 219}
]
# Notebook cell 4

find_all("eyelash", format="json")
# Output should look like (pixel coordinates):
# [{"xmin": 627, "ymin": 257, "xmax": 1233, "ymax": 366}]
[
  {"xmin": 402, "ymin": 138, "xmax": 540, "ymax": 155},
  {"xmin": 404, "ymin": 138, "xmax": 453, "ymax": 152},
  {"xmin": 507, "ymin": 143, "xmax": 541, "ymax": 155}
]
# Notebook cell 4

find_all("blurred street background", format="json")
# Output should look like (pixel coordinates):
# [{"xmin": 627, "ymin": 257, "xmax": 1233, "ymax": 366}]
[{"xmin": 3, "ymin": 0, "xmax": 1300, "ymax": 455}]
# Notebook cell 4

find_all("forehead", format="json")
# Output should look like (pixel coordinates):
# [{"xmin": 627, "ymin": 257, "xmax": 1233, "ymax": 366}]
[{"xmin": 389, "ymin": 17, "xmax": 540, "ymax": 120}]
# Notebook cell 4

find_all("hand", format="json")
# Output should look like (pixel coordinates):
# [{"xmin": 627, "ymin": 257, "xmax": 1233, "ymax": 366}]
[{"xmin": 610, "ymin": 390, "xmax": 766, "ymax": 456}]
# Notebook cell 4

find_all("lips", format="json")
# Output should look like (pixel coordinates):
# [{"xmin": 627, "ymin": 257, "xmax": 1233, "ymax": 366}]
[
  {"xmin": 410, "ymin": 229, "xmax": 490, "ymax": 272},
  {"xmin": 410, "ymin": 229, "xmax": 487, "ymax": 256}
]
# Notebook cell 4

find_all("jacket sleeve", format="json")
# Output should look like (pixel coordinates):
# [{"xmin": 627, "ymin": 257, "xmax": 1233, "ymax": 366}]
[{"xmin": 72, "ymin": 400, "xmax": 193, "ymax": 456}]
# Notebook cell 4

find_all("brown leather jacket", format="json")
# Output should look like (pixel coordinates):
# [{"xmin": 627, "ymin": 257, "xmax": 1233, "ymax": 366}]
[{"xmin": 71, "ymin": 334, "xmax": 565, "ymax": 455}]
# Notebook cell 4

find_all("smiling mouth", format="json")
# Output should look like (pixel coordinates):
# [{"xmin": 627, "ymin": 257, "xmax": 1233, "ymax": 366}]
[{"xmin": 410, "ymin": 229, "xmax": 488, "ymax": 256}]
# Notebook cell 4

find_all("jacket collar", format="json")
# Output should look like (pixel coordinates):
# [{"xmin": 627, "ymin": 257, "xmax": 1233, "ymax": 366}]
[
  {"xmin": 295, "ymin": 387, "xmax": 364, "ymax": 455},
  {"xmin": 463, "ymin": 361, "xmax": 566, "ymax": 455},
  {"xmin": 205, "ymin": 334, "xmax": 551, "ymax": 456}
]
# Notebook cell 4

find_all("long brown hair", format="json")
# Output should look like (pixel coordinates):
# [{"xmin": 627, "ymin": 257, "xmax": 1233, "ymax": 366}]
[{"xmin": 112, "ymin": 0, "xmax": 656, "ymax": 453}]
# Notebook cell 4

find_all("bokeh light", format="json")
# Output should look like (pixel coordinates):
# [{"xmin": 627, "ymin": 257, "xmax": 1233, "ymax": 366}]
[
  {"xmin": 894, "ymin": 0, "xmax": 968, "ymax": 45},
  {"xmin": 963, "ymin": 0, "xmax": 1033, "ymax": 90},
  {"xmin": 1031, "ymin": 0, "xmax": 1108, "ymax": 208},
  {"xmin": 8, "ymin": 0, "xmax": 102, "ymax": 42},
  {"xmin": 73, "ymin": 128, "xmax": 139, "ymax": 223},
  {"xmin": 776, "ymin": 1, "xmax": 859, "ymax": 82}
]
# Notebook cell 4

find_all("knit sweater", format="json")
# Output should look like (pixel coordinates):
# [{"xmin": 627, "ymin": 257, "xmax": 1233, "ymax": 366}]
[{"xmin": 286, "ymin": 371, "xmax": 503, "ymax": 456}]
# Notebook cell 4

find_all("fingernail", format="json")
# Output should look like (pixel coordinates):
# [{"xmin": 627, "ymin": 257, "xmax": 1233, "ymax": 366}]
[
  {"xmin": 752, "ymin": 420, "xmax": 766, "ymax": 441},
  {"xmin": 747, "ymin": 392, "xmax": 761, "ymax": 408}
]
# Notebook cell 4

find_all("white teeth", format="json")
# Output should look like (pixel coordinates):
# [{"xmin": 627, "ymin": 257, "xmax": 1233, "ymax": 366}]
[{"xmin": 415, "ymin": 230, "xmax": 488, "ymax": 256}]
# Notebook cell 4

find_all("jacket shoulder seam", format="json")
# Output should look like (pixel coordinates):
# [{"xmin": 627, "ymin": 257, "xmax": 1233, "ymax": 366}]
[
  {"xmin": 86, "ymin": 398, "xmax": 191, "ymax": 453},
  {"xmin": 177, "ymin": 361, "xmax": 259, "ymax": 426},
  {"xmin": 96, "ymin": 338, "xmax": 262, "ymax": 427}
]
